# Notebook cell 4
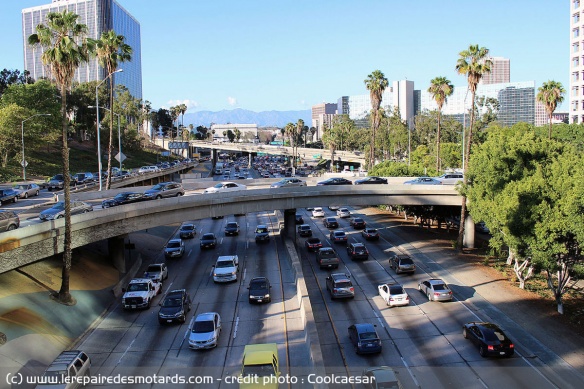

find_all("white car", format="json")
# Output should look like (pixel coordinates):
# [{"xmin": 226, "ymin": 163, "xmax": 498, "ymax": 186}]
[
  {"xmin": 213, "ymin": 255, "xmax": 239, "ymax": 283},
  {"xmin": 203, "ymin": 182, "xmax": 247, "ymax": 194},
  {"xmin": 336, "ymin": 208, "xmax": 351, "ymax": 218},
  {"xmin": 188, "ymin": 312, "xmax": 222, "ymax": 350},
  {"xmin": 312, "ymin": 207, "xmax": 325, "ymax": 217},
  {"xmin": 270, "ymin": 177, "xmax": 307, "ymax": 188},
  {"xmin": 435, "ymin": 172, "xmax": 464, "ymax": 185},
  {"xmin": 378, "ymin": 283, "xmax": 410, "ymax": 307},
  {"xmin": 143, "ymin": 263, "xmax": 168, "ymax": 282}
]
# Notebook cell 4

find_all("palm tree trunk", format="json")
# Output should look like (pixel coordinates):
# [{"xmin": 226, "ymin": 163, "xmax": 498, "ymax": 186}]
[
  {"xmin": 58, "ymin": 84, "xmax": 74, "ymax": 305},
  {"xmin": 105, "ymin": 76, "xmax": 114, "ymax": 190},
  {"xmin": 548, "ymin": 114, "xmax": 552, "ymax": 139},
  {"xmin": 436, "ymin": 111, "xmax": 442, "ymax": 172},
  {"xmin": 457, "ymin": 91, "xmax": 476, "ymax": 250}
]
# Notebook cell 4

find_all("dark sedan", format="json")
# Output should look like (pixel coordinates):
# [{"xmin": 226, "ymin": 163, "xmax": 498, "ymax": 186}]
[
  {"xmin": 305, "ymin": 237, "xmax": 323, "ymax": 252},
  {"xmin": 349, "ymin": 217, "xmax": 366, "ymax": 229},
  {"xmin": 200, "ymin": 233, "xmax": 218, "ymax": 249},
  {"xmin": 316, "ymin": 177, "xmax": 353, "ymax": 186},
  {"xmin": 463, "ymin": 322, "xmax": 515, "ymax": 357},
  {"xmin": 323, "ymin": 217, "xmax": 339, "ymax": 229},
  {"xmin": 361, "ymin": 228, "xmax": 380, "ymax": 240},
  {"xmin": 354, "ymin": 176, "xmax": 388, "ymax": 185},
  {"xmin": 348, "ymin": 323, "xmax": 382, "ymax": 354},
  {"xmin": 0, "ymin": 188, "xmax": 20, "ymax": 205},
  {"xmin": 102, "ymin": 192, "xmax": 148, "ymax": 208}
]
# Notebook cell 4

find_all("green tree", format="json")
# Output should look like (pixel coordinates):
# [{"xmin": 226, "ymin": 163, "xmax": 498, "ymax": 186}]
[
  {"xmin": 0, "ymin": 69, "xmax": 34, "ymax": 97},
  {"xmin": 455, "ymin": 44, "xmax": 492, "ymax": 249},
  {"xmin": 428, "ymin": 77, "xmax": 454, "ymax": 172},
  {"xmin": 536, "ymin": 81, "xmax": 566, "ymax": 139},
  {"xmin": 226, "ymin": 130, "xmax": 235, "ymax": 142},
  {"xmin": 234, "ymin": 128, "xmax": 241, "ymax": 142},
  {"xmin": 94, "ymin": 30, "xmax": 132, "ymax": 189},
  {"xmin": 0, "ymin": 104, "xmax": 28, "ymax": 167},
  {"xmin": 364, "ymin": 70, "xmax": 388, "ymax": 169},
  {"xmin": 28, "ymin": 9, "xmax": 95, "ymax": 305}
]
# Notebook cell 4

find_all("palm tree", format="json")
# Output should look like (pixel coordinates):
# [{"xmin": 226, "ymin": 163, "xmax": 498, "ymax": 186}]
[
  {"xmin": 284, "ymin": 122, "xmax": 296, "ymax": 166},
  {"xmin": 170, "ymin": 106, "xmax": 180, "ymax": 140},
  {"xmin": 95, "ymin": 30, "xmax": 132, "ymax": 190},
  {"xmin": 179, "ymin": 103, "xmax": 187, "ymax": 129},
  {"xmin": 537, "ymin": 81, "xmax": 565, "ymax": 139},
  {"xmin": 455, "ymin": 44, "xmax": 492, "ymax": 249},
  {"xmin": 364, "ymin": 70, "xmax": 388, "ymax": 169},
  {"xmin": 309, "ymin": 127, "xmax": 316, "ymax": 142},
  {"xmin": 295, "ymin": 119, "xmax": 304, "ymax": 167},
  {"xmin": 428, "ymin": 77, "xmax": 454, "ymax": 172},
  {"xmin": 28, "ymin": 10, "xmax": 94, "ymax": 305}
]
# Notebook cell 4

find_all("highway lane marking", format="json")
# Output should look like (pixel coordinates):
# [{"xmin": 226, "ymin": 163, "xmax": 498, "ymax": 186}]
[
  {"xmin": 176, "ymin": 316, "xmax": 196, "ymax": 356},
  {"xmin": 242, "ymin": 267, "xmax": 247, "ymax": 281},
  {"xmin": 187, "ymin": 249, "xmax": 192, "ymax": 257},
  {"xmin": 233, "ymin": 316, "xmax": 240, "ymax": 339},
  {"xmin": 400, "ymin": 357, "xmax": 421, "ymax": 389},
  {"xmin": 163, "ymin": 282, "xmax": 173, "ymax": 295},
  {"xmin": 372, "ymin": 309, "xmax": 384, "ymax": 329},
  {"xmin": 116, "ymin": 337, "xmax": 135, "ymax": 366}
]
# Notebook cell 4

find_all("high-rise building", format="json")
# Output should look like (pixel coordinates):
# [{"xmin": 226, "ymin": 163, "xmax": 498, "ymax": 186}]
[
  {"xmin": 22, "ymin": 0, "xmax": 142, "ymax": 100},
  {"xmin": 570, "ymin": 0, "xmax": 583, "ymax": 123},
  {"xmin": 481, "ymin": 57, "xmax": 510, "ymax": 85},
  {"xmin": 311, "ymin": 103, "xmax": 337, "ymax": 139}
]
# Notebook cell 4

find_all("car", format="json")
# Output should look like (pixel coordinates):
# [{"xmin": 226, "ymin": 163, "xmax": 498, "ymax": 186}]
[
  {"xmin": 354, "ymin": 176, "xmax": 388, "ymax": 185},
  {"xmin": 295, "ymin": 213, "xmax": 304, "ymax": 224},
  {"xmin": 336, "ymin": 208, "xmax": 351, "ymax": 218},
  {"xmin": 144, "ymin": 181, "xmax": 184, "ymax": 199},
  {"xmin": 349, "ymin": 217, "xmax": 367, "ymax": 229},
  {"xmin": 435, "ymin": 172, "xmax": 464, "ymax": 185},
  {"xmin": 316, "ymin": 247, "xmax": 340, "ymax": 269},
  {"xmin": 311, "ymin": 207, "xmax": 325, "ymax": 217},
  {"xmin": 73, "ymin": 172, "xmax": 95, "ymax": 184},
  {"xmin": 102, "ymin": 192, "xmax": 148, "ymax": 208},
  {"xmin": 329, "ymin": 230, "xmax": 348, "ymax": 244},
  {"xmin": 240, "ymin": 343, "xmax": 280, "ymax": 386},
  {"xmin": 297, "ymin": 224, "xmax": 312, "ymax": 237},
  {"xmin": 122, "ymin": 278, "xmax": 162, "ymax": 309},
  {"xmin": 203, "ymin": 181, "xmax": 247, "ymax": 194},
  {"xmin": 361, "ymin": 228, "xmax": 379, "ymax": 240},
  {"xmin": 305, "ymin": 237, "xmax": 323, "ymax": 252},
  {"xmin": 200, "ymin": 233, "xmax": 218, "ymax": 249},
  {"xmin": 270, "ymin": 177, "xmax": 307, "ymax": 188},
  {"xmin": 418, "ymin": 278, "xmax": 453, "ymax": 301},
  {"xmin": 463, "ymin": 322, "xmax": 515, "ymax": 357},
  {"xmin": 13, "ymin": 183, "xmax": 40, "ymax": 199},
  {"xmin": 179, "ymin": 223, "xmax": 196, "ymax": 239},
  {"xmin": 403, "ymin": 176, "xmax": 442, "ymax": 185},
  {"xmin": 164, "ymin": 238, "xmax": 185, "ymax": 258},
  {"xmin": 0, "ymin": 188, "xmax": 20, "ymax": 205},
  {"xmin": 247, "ymin": 277, "xmax": 272, "ymax": 303},
  {"xmin": 362, "ymin": 367, "xmax": 402, "ymax": 389},
  {"xmin": 143, "ymin": 263, "xmax": 168, "ymax": 282},
  {"xmin": 348, "ymin": 323, "xmax": 382, "ymax": 354},
  {"xmin": 138, "ymin": 165, "xmax": 160, "ymax": 174},
  {"xmin": 378, "ymin": 283, "xmax": 410, "ymax": 307},
  {"xmin": 224, "ymin": 221, "xmax": 240, "ymax": 236},
  {"xmin": 326, "ymin": 273, "xmax": 355, "ymax": 299},
  {"xmin": 37, "ymin": 350, "xmax": 91, "ymax": 389},
  {"xmin": 188, "ymin": 312, "xmax": 222, "ymax": 349},
  {"xmin": 323, "ymin": 217, "xmax": 339, "ymax": 229},
  {"xmin": 347, "ymin": 242, "xmax": 369, "ymax": 260},
  {"xmin": 328, "ymin": 205, "xmax": 340, "ymax": 211},
  {"xmin": 0, "ymin": 210, "xmax": 20, "ymax": 232},
  {"xmin": 213, "ymin": 255, "xmax": 239, "ymax": 282},
  {"xmin": 46, "ymin": 174, "xmax": 75, "ymax": 191},
  {"xmin": 158, "ymin": 289, "xmax": 191, "ymax": 324},
  {"xmin": 317, "ymin": 177, "xmax": 353, "ymax": 186},
  {"xmin": 255, "ymin": 225, "xmax": 270, "ymax": 243},
  {"xmin": 389, "ymin": 254, "xmax": 416, "ymax": 274},
  {"xmin": 39, "ymin": 200, "xmax": 93, "ymax": 221}
]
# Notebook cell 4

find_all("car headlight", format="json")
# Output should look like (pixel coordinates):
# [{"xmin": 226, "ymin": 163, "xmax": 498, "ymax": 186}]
[
  {"xmin": 231, "ymin": 271, "xmax": 237, "ymax": 275},
  {"xmin": 122, "ymin": 298, "xmax": 126, "ymax": 304},
  {"xmin": 264, "ymin": 294, "xmax": 270, "ymax": 298}
]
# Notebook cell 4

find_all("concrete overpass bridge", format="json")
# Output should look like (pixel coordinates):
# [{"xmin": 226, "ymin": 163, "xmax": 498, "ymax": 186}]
[{"xmin": 0, "ymin": 185, "xmax": 460, "ymax": 274}]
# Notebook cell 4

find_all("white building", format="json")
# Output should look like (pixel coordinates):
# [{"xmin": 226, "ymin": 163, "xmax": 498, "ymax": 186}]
[{"xmin": 571, "ymin": 0, "xmax": 584, "ymax": 123}]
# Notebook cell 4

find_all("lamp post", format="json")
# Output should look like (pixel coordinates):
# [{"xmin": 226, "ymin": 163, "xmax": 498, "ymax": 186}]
[
  {"xmin": 95, "ymin": 68, "xmax": 123, "ymax": 191},
  {"xmin": 21, "ymin": 113, "xmax": 51, "ymax": 180},
  {"xmin": 89, "ymin": 105, "xmax": 122, "ymax": 170}
]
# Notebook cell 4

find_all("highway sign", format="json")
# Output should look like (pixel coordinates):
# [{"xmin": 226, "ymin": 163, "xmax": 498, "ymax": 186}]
[{"xmin": 115, "ymin": 152, "xmax": 126, "ymax": 163}]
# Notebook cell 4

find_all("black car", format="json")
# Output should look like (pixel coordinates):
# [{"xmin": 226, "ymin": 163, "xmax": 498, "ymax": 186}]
[
  {"xmin": 317, "ymin": 177, "xmax": 353, "ymax": 186},
  {"xmin": 295, "ymin": 213, "xmax": 304, "ymax": 224},
  {"xmin": 349, "ymin": 217, "xmax": 367, "ymax": 229},
  {"xmin": 297, "ymin": 224, "xmax": 312, "ymax": 237},
  {"xmin": 0, "ymin": 188, "xmax": 19, "ymax": 205},
  {"xmin": 200, "ymin": 233, "xmax": 217, "ymax": 249},
  {"xmin": 354, "ymin": 176, "xmax": 388, "ymax": 185},
  {"xmin": 348, "ymin": 323, "xmax": 382, "ymax": 354},
  {"xmin": 463, "ymin": 322, "xmax": 515, "ymax": 357},
  {"xmin": 323, "ymin": 217, "xmax": 339, "ymax": 229},
  {"xmin": 247, "ymin": 277, "xmax": 272, "ymax": 303},
  {"xmin": 179, "ymin": 223, "xmax": 196, "ymax": 239},
  {"xmin": 224, "ymin": 222, "xmax": 240, "ymax": 236},
  {"xmin": 102, "ymin": 192, "xmax": 148, "ymax": 208},
  {"xmin": 347, "ymin": 242, "xmax": 369, "ymax": 260},
  {"xmin": 158, "ymin": 289, "xmax": 191, "ymax": 324}
]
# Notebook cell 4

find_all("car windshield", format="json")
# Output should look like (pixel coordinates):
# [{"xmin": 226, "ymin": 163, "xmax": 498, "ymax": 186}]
[
  {"xmin": 202, "ymin": 234, "xmax": 215, "ymax": 240},
  {"xmin": 400, "ymin": 258, "xmax": 414, "ymax": 265},
  {"xmin": 114, "ymin": 193, "xmax": 130, "ymax": 200},
  {"xmin": 147, "ymin": 265, "xmax": 161, "ymax": 272},
  {"xmin": 213, "ymin": 183, "xmax": 224, "ymax": 188},
  {"xmin": 216, "ymin": 260, "xmax": 233, "ymax": 268},
  {"xmin": 335, "ymin": 281, "xmax": 351, "ymax": 288},
  {"xmin": 15, "ymin": 185, "xmax": 27, "ymax": 190},
  {"xmin": 484, "ymin": 329, "xmax": 506, "ymax": 342},
  {"xmin": 151, "ymin": 184, "xmax": 164, "ymax": 190},
  {"xmin": 51, "ymin": 202, "xmax": 66, "ymax": 210},
  {"xmin": 359, "ymin": 331, "xmax": 378, "ymax": 340},
  {"xmin": 320, "ymin": 250, "xmax": 335, "ymax": 258},
  {"xmin": 256, "ymin": 227, "xmax": 268, "ymax": 233},
  {"xmin": 366, "ymin": 229, "xmax": 377, "ymax": 233},
  {"xmin": 167, "ymin": 242, "xmax": 180, "ymax": 248},
  {"xmin": 127, "ymin": 283, "xmax": 148, "ymax": 292},
  {"xmin": 192, "ymin": 320, "xmax": 214, "ymax": 333},
  {"xmin": 226, "ymin": 223, "xmax": 237, "ymax": 228},
  {"xmin": 250, "ymin": 281, "xmax": 268, "ymax": 289},
  {"xmin": 181, "ymin": 225, "xmax": 194, "ymax": 231},
  {"xmin": 162, "ymin": 297, "xmax": 182, "ymax": 307},
  {"xmin": 334, "ymin": 232, "xmax": 345, "ymax": 237},
  {"xmin": 242, "ymin": 364, "xmax": 276, "ymax": 377},
  {"xmin": 354, "ymin": 247, "xmax": 366, "ymax": 253},
  {"xmin": 433, "ymin": 283, "xmax": 448, "ymax": 291},
  {"xmin": 355, "ymin": 219, "xmax": 364, "ymax": 223}
]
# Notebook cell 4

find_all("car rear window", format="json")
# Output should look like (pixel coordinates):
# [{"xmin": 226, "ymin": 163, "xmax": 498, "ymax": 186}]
[
  {"xmin": 400, "ymin": 257, "xmax": 414, "ymax": 265},
  {"xmin": 389, "ymin": 285, "xmax": 405, "ymax": 294},
  {"xmin": 335, "ymin": 281, "xmax": 352, "ymax": 288},
  {"xmin": 433, "ymin": 283, "xmax": 448, "ymax": 291},
  {"xmin": 359, "ymin": 331, "xmax": 378, "ymax": 340}
]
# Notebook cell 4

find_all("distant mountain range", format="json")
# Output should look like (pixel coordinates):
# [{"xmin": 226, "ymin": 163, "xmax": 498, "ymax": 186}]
[{"xmin": 183, "ymin": 108, "xmax": 311, "ymax": 128}]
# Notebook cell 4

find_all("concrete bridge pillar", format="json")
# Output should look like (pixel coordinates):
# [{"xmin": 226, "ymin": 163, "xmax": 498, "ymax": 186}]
[
  {"xmin": 283, "ymin": 209, "xmax": 296, "ymax": 239},
  {"xmin": 463, "ymin": 214, "xmax": 475, "ymax": 249},
  {"xmin": 108, "ymin": 234, "xmax": 127, "ymax": 273},
  {"xmin": 248, "ymin": 154, "xmax": 252, "ymax": 168}
]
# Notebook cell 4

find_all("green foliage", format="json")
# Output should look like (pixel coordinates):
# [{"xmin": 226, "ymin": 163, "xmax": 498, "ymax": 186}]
[{"xmin": 369, "ymin": 160, "xmax": 429, "ymax": 177}]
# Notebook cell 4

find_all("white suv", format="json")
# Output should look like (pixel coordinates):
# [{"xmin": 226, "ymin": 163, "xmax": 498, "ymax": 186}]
[
  {"xmin": 213, "ymin": 255, "xmax": 239, "ymax": 283},
  {"xmin": 435, "ymin": 172, "xmax": 464, "ymax": 185}
]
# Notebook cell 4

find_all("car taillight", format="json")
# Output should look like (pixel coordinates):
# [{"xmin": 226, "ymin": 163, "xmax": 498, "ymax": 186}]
[
  {"xmin": 333, "ymin": 288, "xmax": 338, "ymax": 293},
  {"xmin": 434, "ymin": 293, "xmax": 440, "ymax": 297},
  {"xmin": 389, "ymin": 297, "xmax": 394, "ymax": 301},
  {"xmin": 349, "ymin": 287, "xmax": 354, "ymax": 292},
  {"xmin": 405, "ymin": 296, "xmax": 409, "ymax": 301},
  {"xmin": 509, "ymin": 344, "xmax": 514, "ymax": 348},
  {"xmin": 488, "ymin": 345, "xmax": 494, "ymax": 351}
]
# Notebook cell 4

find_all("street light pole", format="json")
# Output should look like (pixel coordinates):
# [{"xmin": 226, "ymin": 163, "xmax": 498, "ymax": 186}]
[
  {"xmin": 95, "ymin": 69, "xmax": 123, "ymax": 191},
  {"xmin": 90, "ymin": 105, "xmax": 123, "ymax": 171},
  {"xmin": 21, "ymin": 113, "xmax": 51, "ymax": 181}
]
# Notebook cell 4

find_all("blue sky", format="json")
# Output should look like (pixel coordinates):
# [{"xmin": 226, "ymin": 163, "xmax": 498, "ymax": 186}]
[{"xmin": 2, "ymin": 1, "xmax": 569, "ymax": 112}]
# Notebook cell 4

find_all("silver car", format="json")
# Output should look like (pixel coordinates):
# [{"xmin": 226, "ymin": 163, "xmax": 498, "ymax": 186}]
[
  {"xmin": 418, "ymin": 278, "xmax": 453, "ymax": 302},
  {"xmin": 39, "ymin": 201, "xmax": 93, "ymax": 221},
  {"xmin": 188, "ymin": 312, "xmax": 221, "ymax": 350},
  {"xmin": 14, "ymin": 183, "xmax": 40, "ymax": 199},
  {"xmin": 270, "ymin": 178, "xmax": 307, "ymax": 188}
]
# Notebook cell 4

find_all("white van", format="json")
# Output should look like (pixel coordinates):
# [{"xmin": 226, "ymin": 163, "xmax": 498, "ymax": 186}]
[{"xmin": 36, "ymin": 350, "xmax": 91, "ymax": 388}]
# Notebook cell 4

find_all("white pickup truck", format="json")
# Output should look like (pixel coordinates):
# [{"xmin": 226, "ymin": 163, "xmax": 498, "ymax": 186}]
[
  {"xmin": 122, "ymin": 278, "xmax": 162, "ymax": 310},
  {"xmin": 213, "ymin": 255, "xmax": 239, "ymax": 283}
]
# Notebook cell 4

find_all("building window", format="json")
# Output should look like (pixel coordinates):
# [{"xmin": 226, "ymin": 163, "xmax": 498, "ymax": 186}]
[
  {"xmin": 575, "ymin": 0, "xmax": 581, "ymax": 9},
  {"xmin": 574, "ymin": 116, "xmax": 579, "ymax": 124},
  {"xmin": 575, "ymin": 43, "xmax": 580, "ymax": 53},
  {"xmin": 574, "ymin": 72, "xmax": 580, "ymax": 81},
  {"xmin": 574, "ymin": 87, "xmax": 579, "ymax": 96},
  {"xmin": 575, "ymin": 28, "xmax": 581, "ymax": 38},
  {"xmin": 574, "ymin": 57, "xmax": 580, "ymax": 67},
  {"xmin": 574, "ymin": 13, "xmax": 581, "ymax": 23}
]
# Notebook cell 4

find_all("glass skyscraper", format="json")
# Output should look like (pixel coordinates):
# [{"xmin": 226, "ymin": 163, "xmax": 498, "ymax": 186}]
[{"xmin": 22, "ymin": 0, "xmax": 142, "ymax": 100}]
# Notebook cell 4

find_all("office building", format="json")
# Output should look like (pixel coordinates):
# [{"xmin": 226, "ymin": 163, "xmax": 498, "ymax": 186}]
[
  {"xmin": 481, "ymin": 57, "xmax": 510, "ymax": 85},
  {"xmin": 571, "ymin": 0, "xmax": 584, "ymax": 123},
  {"xmin": 22, "ymin": 0, "xmax": 142, "ymax": 100},
  {"xmin": 311, "ymin": 103, "xmax": 337, "ymax": 140}
]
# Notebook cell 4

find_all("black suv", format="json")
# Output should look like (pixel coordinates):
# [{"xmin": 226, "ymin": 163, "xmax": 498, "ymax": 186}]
[
  {"xmin": 247, "ymin": 277, "xmax": 272, "ymax": 303},
  {"xmin": 200, "ymin": 233, "xmax": 217, "ymax": 249},
  {"xmin": 158, "ymin": 289, "xmax": 191, "ymax": 324},
  {"xmin": 224, "ymin": 222, "xmax": 240, "ymax": 236},
  {"xmin": 0, "ymin": 210, "xmax": 20, "ymax": 232},
  {"xmin": 144, "ymin": 182, "xmax": 185, "ymax": 199},
  {"xmin": 295, "ymin": 213, "xmax": 304, "ymax": 224},
  {"xmin": 347, "ymin": 242, "xmax": 369, "ymax": 260},
  {"xmin": 179, "ymin": 223, "xmax": 196, "ymax": 239},
  {"xmin": 325, "ymin": 273, "xmax": 355, "ymax": 299}
]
